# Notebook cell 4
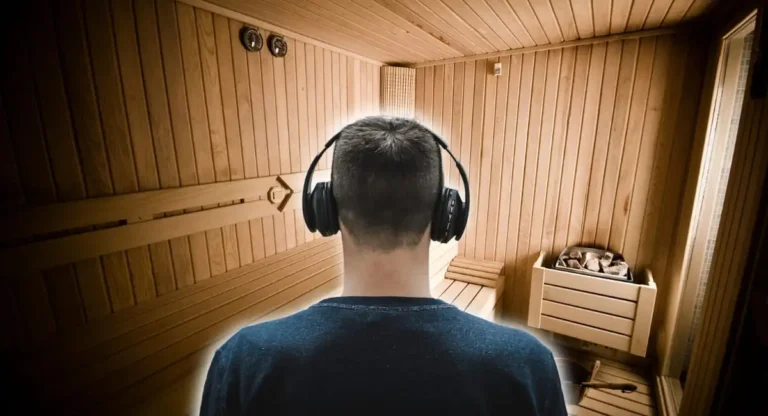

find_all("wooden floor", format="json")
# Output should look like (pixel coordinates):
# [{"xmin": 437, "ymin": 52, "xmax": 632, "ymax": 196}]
[{"xmin": 566, "ymin": 358, "xmax": 656, "ymax": 416}]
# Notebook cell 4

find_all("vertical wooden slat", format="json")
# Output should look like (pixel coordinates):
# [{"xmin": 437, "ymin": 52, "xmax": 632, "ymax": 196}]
[
  {"xmin": 594, "ymin": 39, "xmax": 639, "ymax": 250},
  {"xmin": 74, "ymin": 258, "xmax": 111, "ymax": 320},
  {"xmin": 306, "ymin": 44, "xmax": 318, "ymax": 168},
  {"xmin": 43, "ymin": 266, "xmax": 85, "ymax": 329},
  {"xmin": 608, "ymin": 38, "xmax": 657, "ymax": 252},
  {"xmin": 13, "ymin": 273, "xmax": 56, "ymax": 340},
  {"xmin": 177, "ymin": 3, "xmax": 215, "ymax": 185},
  {"xmin": 464, "ymin": 61, "xmax": 485, "ymax": 256},
  {"xmin": 213, "ymin": 15, "xmax": 243, "ymax": 181},
  {"xmin": 284, "ymin": 38, "xmax": 302, "ymax": 173},
  {"xmin": 222, "ymin": 224, "xmax": 241, "ymax": 271},
  {"xmin": 314, "ymin": 46, "xmax": 327, "ymax": 171},
  {"xmin": 512, "ymin": 50, "xmax": 548, "ymax": 319},
  {"xmin": 340, "ymin": 54, "xmax": 348, "ymax": 126},
  {"xmin": 541, "ymin": 46, "xmax": 577, "ymax": 257},
  {"xmin": 323, "ymin": 49, "xmax": 334, "ymax": 169},
  {"xmin": 56, "ymin": 0, "xmax": 114, "ymax": 198},
  {"xmin": 86, "ymin": 0, "xmax": 139, "ymax": 316},
  {"xmin": 196, "ymin": 9, "xmax": 230, "ymax": 183},
  {"xmin": 441, "ymin": 64, "xmax": 455, "ymax": 182},
  {"xmin": 582, "ymin": 41, "xmax": 623, "ymax": 245},
  {"xmin": 449, "ymin": 63, "xmax": 465, "ymax": 191},
  {"xmin": 126, "ymin": 246, "xmax": 158, "ymax": 302},
  {"xmin": 548, "ymin": 44, "xmax": 581, "ymax": 256},
  {"xmin": 494, "ymin": 55, "xmax": 522, "ymax": 262},
  {"xmin": 458, "ymin": 60, "xmax": 476, "ymax": 255},
  {"xmin": 135, "ymin": 0, "xmax": 180, "ymax": 189},
  {"xmin": 474, "ymin": 59, "xmax": 497, "ymax": 259},
  {"xmin": 157, "ymin": 0, "xmax": 198, "ymax": 188},
  {"xmin": 101, "ymin": 253, "xmax": 136, "ymax": 311},
  {"xmin": 528, "ymin": 49, "xmax": 562, "ymax": 269},
  {"xmin": 187, "ymin": 233, "xmax": 211, "ymax": 283},
  {"xmin": 567, "ymin": 43, "xmax": 607, "ymax": 248},
  {"xmin": 483, "ymin": 57, "xmax": 509, "ymax": 260},
  {"xmin": 169, "ymin": 237, "xmax": 195, "ymax": 289},
  {"xmin": 415, "ymin": 67, "xmax": 425, "ymax": 122},
  {"xmin": 274, "ymin": 42, "xmax": 293, "ymax": 175},
  {"xmin": 296, "ymin": 41, "xmax": 311, "ymax": 171},
  {"xmin": 31, "ymin": 0, "xmax": 86, "ymax": 202},
  {"xmin": 423, "ymin": 66, "xmax": 434, "ymax": 128},
  {"xmin": 504, "ymin": 49, "xmax": 532, "ymax": 309},
  {"xmin": 150, "ymin": 241, "xmax": 177, "ymax": 296}
]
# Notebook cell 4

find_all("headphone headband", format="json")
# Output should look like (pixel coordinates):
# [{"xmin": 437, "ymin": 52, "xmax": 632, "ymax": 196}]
[{"xmin": 302, "ymin": 126, "xmax": 470, "ymax": 239}]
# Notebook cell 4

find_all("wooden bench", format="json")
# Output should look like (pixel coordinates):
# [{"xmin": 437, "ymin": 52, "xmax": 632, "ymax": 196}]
[
  {"xmin": 18, "ymin": 236, "xmax": 342, "ymax": 414},
  {"xmin": 431, "ymin": 256, "xmax": 504, "ymax": 321},
  {"xmin": 16, "ymin": 236, "xmax": 471, "ymax": 414}
]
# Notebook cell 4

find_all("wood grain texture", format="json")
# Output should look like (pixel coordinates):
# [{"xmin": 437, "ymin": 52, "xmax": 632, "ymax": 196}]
[
  {"xmin": 1, "ymin": 0, "xmax": 379, "ymax": 340},
  {"xmin": 196, "ymin": 0, "xmax": 714, "ymax": 64},
  {"xmin": 415, "ymin": 34, "xmax": 705, "ymax": 325}
]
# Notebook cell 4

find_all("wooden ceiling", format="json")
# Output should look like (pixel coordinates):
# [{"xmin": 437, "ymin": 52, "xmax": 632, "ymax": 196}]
[{"xmin": 204, "ymin": 0, "xmax": 716, "ymax": 64}]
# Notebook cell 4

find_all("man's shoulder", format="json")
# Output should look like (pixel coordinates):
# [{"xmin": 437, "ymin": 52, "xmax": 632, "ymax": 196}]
[
  {"xmin": 455, "ymin": 312, "xmax": 554, "ymax": 360},
  {"xmin": 220, "ymin": 309, "xmax": 319, "ymax": 352}
]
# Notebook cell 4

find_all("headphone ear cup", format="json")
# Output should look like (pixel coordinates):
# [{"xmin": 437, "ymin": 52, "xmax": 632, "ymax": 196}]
[
  {"xmin": 431, "ymin": 188, "xmax": 460, "ymax": 243},
  {"xmin": 311, "ymin": 182, "xmax": 339, "ymax": 236}
]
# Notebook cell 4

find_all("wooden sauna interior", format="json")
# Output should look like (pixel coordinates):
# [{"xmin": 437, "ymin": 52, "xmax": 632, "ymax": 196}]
[{"xmin": 1, "ymin": 0, "xmax": 766, "ymax": 414}]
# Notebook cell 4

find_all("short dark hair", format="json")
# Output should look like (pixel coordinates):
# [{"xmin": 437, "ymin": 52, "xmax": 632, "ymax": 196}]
[{"xmin": 332, "ymin": 117, "xmax": 441, "ymax": 251}]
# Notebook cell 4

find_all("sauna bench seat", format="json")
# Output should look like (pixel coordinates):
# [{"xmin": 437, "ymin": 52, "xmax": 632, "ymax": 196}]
[
  {"xmin": 20, "ymin": 236, "xmax": 345, "ymax": 414},
  {"xmin": 432, "ymin": 256, "xmax": 505, "ymax": 321},
  {"xmin": 528, "ymin": 252, "xmax": 657, "ymax": 357},
  {"xmin": 18, "ymin": 236, "xmax": 471, "ymax": 414}
]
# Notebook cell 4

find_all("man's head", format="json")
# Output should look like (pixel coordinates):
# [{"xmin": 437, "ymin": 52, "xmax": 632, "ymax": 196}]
[{"xmin": 332, "ymin": 117, "xmax": 441, "ymax": 252}]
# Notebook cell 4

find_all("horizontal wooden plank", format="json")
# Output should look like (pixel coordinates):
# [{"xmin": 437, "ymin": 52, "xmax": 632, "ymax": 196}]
[
  {"xmin": 542, "ymin": 300, "xmax": 634, "ymax": 335},
  {"xmin": 57, "ymin": 258, "xmax": 346, "ymax": 399},
  {"xmin": 447, "ymin": 265, "xmax": 500, "ymax": 280},
  {"xmin": 450, "ymin": 260, "xmax": 503, "ymax": 274},
  {"xmin": 466, "ymin": 286, "xmax": 496, "ymax": 318},
  {"xmin": 445, "ymin": 271, "xmax": 497, "ymax": 288},
  {"xmin": 3, "ymin": 176, "xmax": 281, "ymax": 241},
  {"xmin": 579, "ymin": 397, "xmax": 639, "ymax": 416},
  {"xmin": 598, "ymin": 364, "xmax": 650, "ymax": 385},
  {"xmin": 87, "ymin": 263, "xmax": 345, "ymax": 409},
  {"xmin": 29, "ymin": 238, "xmax": 340, "ymax": 364},
  {"xmin": 439, "ymin": 280, "xmax": 468, "ymax": 303},
  {"xmin": 1, "ymin": 199, "xmax": 281, "ymax": 275},
  {"xmin": 543, "ymin": 285, "xmax": 637, "ymax": 319},
  {"xmin": 431, "ymin": 278, "xmax": 453, "ymax": 298},
  {"xmin": 177, "ymin": 0, "xmax": 384, "ymax": 65},
  {"xmin": 587, "ymin": 390, "xmax": 655, "ymax": 415},
  {"xmin": 411, "ymin": 28, "xmax": 678, "ymax": 68},
  {"xmin": 540, "ymin": 266, "xmax": 640, "ymax": 301},
  {"xmin": 540, "ymin": 315, "xmax": 631, "ymax": 351},
  {"xmin": 451, "ymin": 283, "xmax": 482, "ymax": 311},
  {"xmin": 452, "ymin": 256, "xmax": 504, "ymax": 269},
  {"xmin": 567, "ymin": 405, "xmax": 604, "ymax": 416}
]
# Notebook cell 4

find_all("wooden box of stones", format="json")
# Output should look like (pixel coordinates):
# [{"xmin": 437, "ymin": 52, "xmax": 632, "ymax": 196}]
[{"xmin": 554, "ymin": 247, "xmax": 634, "ymax": 283}]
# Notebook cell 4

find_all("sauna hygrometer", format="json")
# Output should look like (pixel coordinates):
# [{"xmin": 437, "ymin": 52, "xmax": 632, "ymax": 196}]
[
  {"xmin": 268, "ymin": 34, "xmax": 288, "ymax": 57},
  {"xmin": 239, "ymin": 26, "xmax": 263, "ymax": 52}
]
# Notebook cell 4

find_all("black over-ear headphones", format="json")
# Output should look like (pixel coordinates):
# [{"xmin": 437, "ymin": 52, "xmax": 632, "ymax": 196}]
[{"xmin": 302, "ymin": 128, "xmax": 470, "ymax": 244}]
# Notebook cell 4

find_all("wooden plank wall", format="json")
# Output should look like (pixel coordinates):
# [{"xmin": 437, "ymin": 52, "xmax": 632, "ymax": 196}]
[
  {"xmin": 0, "ymin": 0, "xmax": 379, "ymax": 348},
  {"xmin": 414, "ymin": 33, "xmax": 707, "ymax": 327}
]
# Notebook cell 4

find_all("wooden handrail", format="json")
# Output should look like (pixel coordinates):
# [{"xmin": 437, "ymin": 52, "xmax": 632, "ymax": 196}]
[{"xmin": 0, "ymin": 170, "xmax": 330, "ymax": 276}]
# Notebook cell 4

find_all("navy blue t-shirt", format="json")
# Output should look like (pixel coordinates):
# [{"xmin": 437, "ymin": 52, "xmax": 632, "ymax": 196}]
[{"xmin": 201, "ymin": 296, "xmax": 566, "ymax": 415}]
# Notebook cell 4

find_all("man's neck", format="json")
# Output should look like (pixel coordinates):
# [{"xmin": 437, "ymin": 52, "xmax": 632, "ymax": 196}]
[{"xmin": 340, "ymin": 234, "xmax": 432, "ymax": 298}]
